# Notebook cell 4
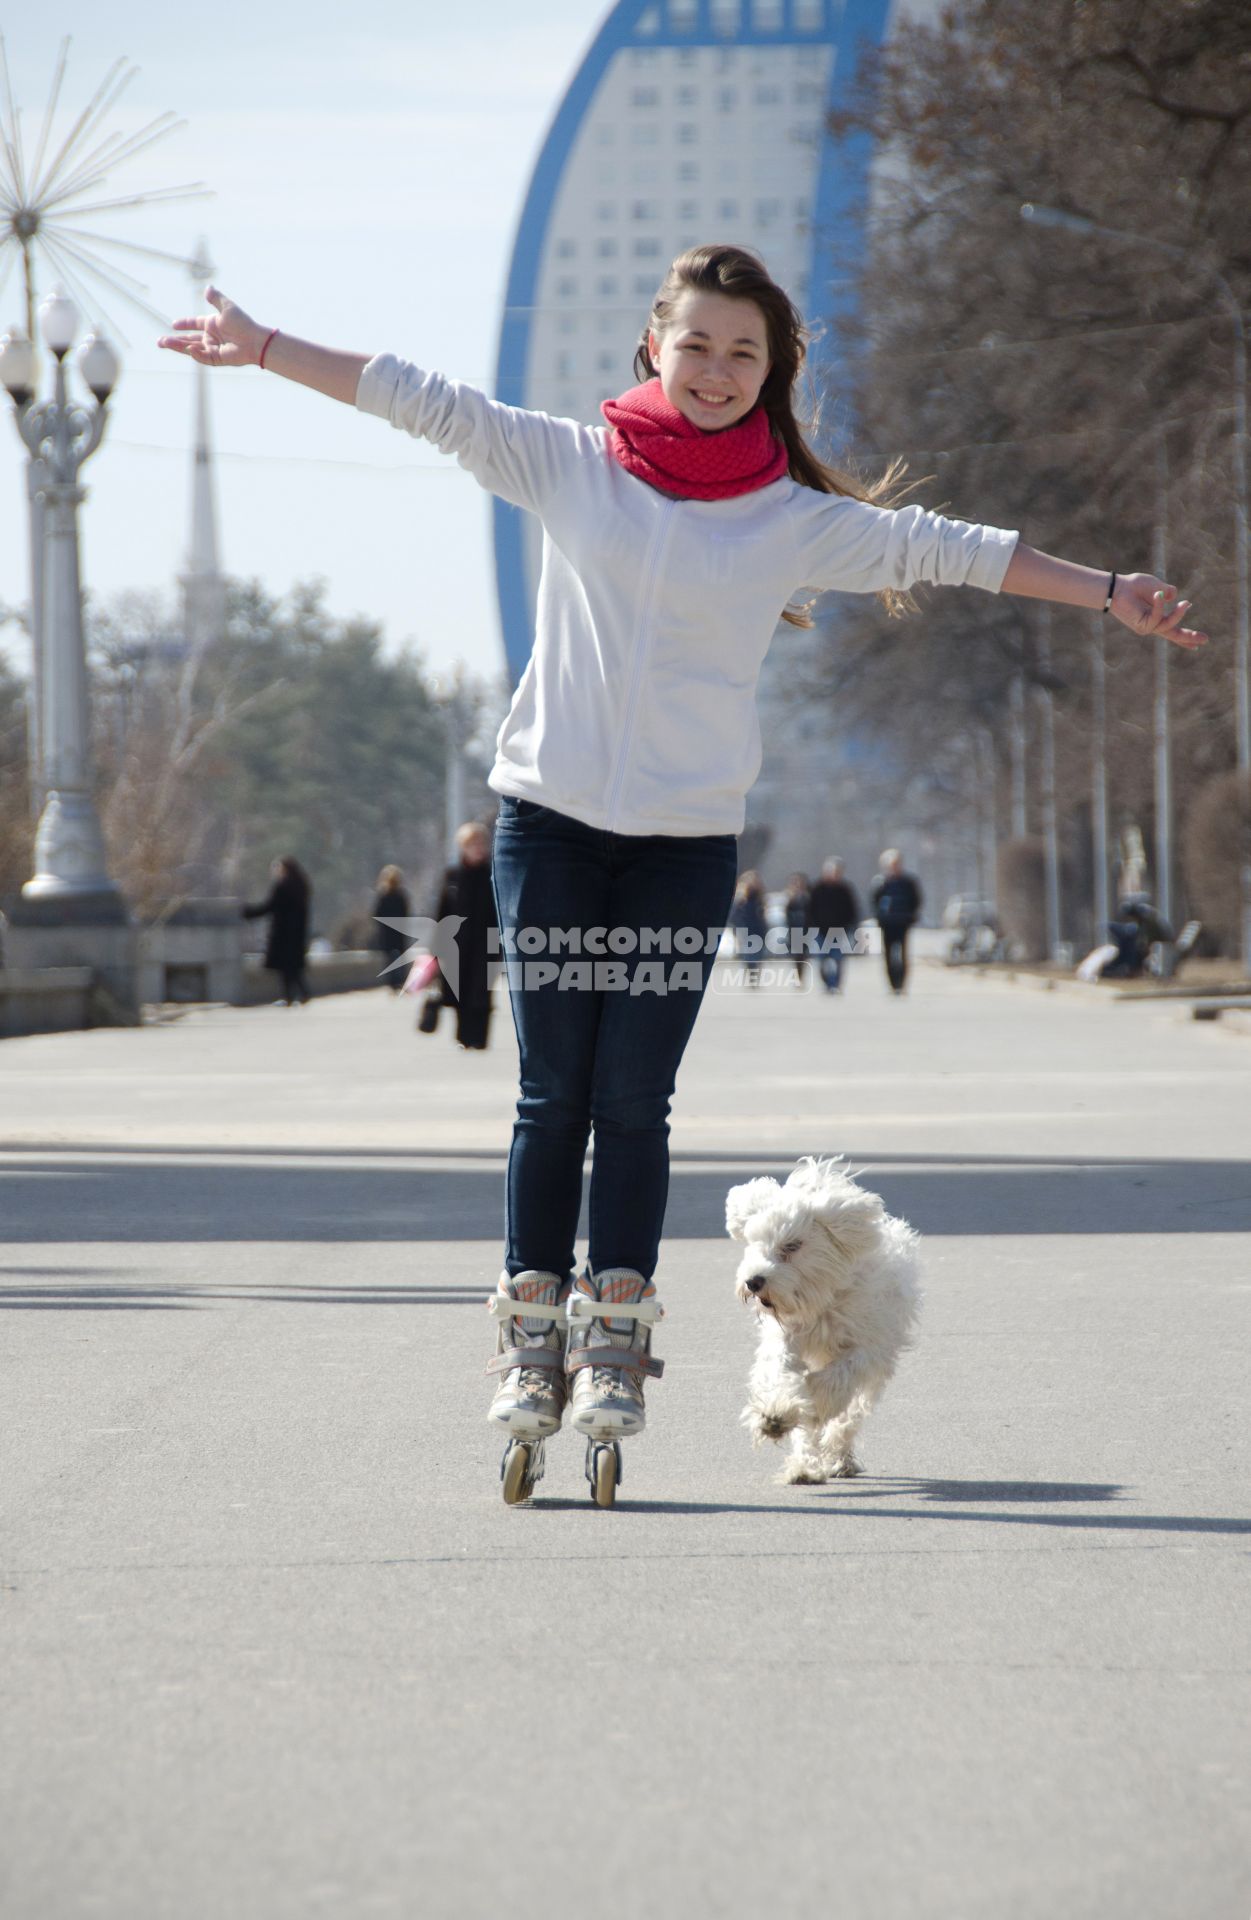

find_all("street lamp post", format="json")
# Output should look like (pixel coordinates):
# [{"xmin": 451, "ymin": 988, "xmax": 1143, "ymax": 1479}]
[
  {"xmin": 1090, "ymin": 619, "xmax": 1110, "ymax": 941},
  {"xmin": 0, "ymin": 293, "xmax": 137, "ymax": 1014},
  {"xmin": 0, "ymin": 292, "xmax": 121, "ymax": 900},
  {"xmin": 1035, "ymin": 609, "xmax": 1063, "ymax": 961},
  {"xmin": 1153, "ymin": 435, "xmax": 1172, "ymax": 926},
  {"xmin": 1021, "ymin": 202, "xmax": 1250, "ymax": 967},
  {"xmin": 23, "ymin": 433, "xmax": 47, "ymax": 816},
  {"xmin": 430, "ymin": 675, "xmax": 469, "ymax": 865}
]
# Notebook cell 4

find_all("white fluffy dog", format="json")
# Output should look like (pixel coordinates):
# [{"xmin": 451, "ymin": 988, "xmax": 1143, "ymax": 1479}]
[{"xmin": 726, "ymin": 1158, "xmax": 921, "ymax": 1484}]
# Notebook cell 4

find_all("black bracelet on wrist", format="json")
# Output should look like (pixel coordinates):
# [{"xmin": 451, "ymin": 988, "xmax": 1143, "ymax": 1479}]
[{"xmin": 1103, "ymin": 571, "xmax": 1117, "ymax": 614}]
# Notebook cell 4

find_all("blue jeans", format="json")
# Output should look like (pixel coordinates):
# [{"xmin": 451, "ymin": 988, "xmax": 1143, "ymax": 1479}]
[{"xmin": 491, "ymin": 796, "xmax": 739, "ymax": 1281}]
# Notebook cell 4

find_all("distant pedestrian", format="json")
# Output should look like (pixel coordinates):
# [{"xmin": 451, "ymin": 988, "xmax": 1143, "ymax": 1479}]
[
  {"xmin": 871, "ymin": 849, "xmax": 922, "ymax": 995},
  {"xmin": 807, "ymin": 856, "xmax": 861, "ymax": 993},
  {"xmin": 1102, "ymin": 895, "xmax": 1175, "ymax": 979},
  {"xmin": 728, "ymin": 870, "xmax": 768, "ymax": 987},
  {"xmin": 435, "ymin": 822, "xmax": 498, "ymax": 1050},
  {"xmin": 372, "ymin": 864, "xmax": 412, "ymax": 991},
  {"xmin": 243, "ymin": 856, "xmax": 312, "ymax": 1006},
  {"xmin": 783, "ymin": 872, "xmax": 811, "ymax": 988}
]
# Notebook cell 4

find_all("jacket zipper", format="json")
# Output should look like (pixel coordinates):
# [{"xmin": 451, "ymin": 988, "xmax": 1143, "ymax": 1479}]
[{"xmin": 604, "ymin": 499, "xmax": 676, "ymax": 831}]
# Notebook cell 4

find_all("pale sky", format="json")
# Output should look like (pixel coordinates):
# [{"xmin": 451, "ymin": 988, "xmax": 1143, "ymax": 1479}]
[{"xmin": 0, "ymin": 1, "xmax": 614, "ymax": 684}]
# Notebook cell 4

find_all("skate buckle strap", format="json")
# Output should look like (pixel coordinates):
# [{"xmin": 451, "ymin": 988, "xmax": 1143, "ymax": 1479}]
[
  {"xmin": 565, "ymin": 1346, "xmax": 665, "ymax": 1380},
  {"xmin": 566, "ymin": 1296, "xmax": 664, "ymax": 1327},
  {"xmin": 485, "ymin": 1345, "xmax": 566, "ymax": 1376},
  {"xmin": 487, "ymin": 1295, "xmax": 569, "ymax": 1326}
]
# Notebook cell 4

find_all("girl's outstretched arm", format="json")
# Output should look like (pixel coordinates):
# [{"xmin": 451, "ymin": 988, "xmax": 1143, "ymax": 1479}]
[
  {"xmin": 158, "ymin": 286, "xmax": 369, "ymax": 406},
  {"xmin": 1002, "ymin": 544, "xmax": 1207, "ymax": 651}
]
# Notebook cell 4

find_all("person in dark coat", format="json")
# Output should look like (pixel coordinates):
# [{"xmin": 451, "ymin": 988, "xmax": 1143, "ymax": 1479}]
[
  {"xmin": 372, "ymin": 864, "xmax": 412, "ymax": 990},
  {"xmin": 807, "ymin": 856, "xmax": 861, "ymax": 994},
  {"xmin": 783, "ymin": 872, "xmax": 811, "ymax": 988},
  {"xmin": 243, "ymin": 856, "xmax": 312, "ymax": 1005},
  {"xmin": 1103, "ymin": 895, "xmax": 1175, "ymax": 978},
  {"xmin": 435, "ymin": 822, "xmax": 498, "ymax": 1049},
  {"xmin": 727, "ymin": 870, "xmax": 768, "ymax": 988},
  {"xmin": 871, "ymin": 848, "xmax": 923, "ymax": 995}
]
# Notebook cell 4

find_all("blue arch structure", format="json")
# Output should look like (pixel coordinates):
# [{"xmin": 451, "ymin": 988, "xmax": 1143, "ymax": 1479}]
[{"xmin": 492, "ymin": 0, "xmax": 892, "ymax": 687}]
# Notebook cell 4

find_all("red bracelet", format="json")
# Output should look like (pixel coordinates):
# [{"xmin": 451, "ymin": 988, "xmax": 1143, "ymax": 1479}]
[{"xmin": 258, "ymin": 326, "xmax": 279, "ymax": 371}]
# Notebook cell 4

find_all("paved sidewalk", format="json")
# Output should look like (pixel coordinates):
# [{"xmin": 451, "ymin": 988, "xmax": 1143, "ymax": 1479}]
[{"xmin": 1, "ymin": 958, "xmax": 1248, "ymax": 1919}]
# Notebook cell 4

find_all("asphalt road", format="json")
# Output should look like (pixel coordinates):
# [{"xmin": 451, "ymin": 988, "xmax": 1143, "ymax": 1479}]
[{"xmin": 2, "ymin": 952, "xmax": 1248, "ymax": 1919}]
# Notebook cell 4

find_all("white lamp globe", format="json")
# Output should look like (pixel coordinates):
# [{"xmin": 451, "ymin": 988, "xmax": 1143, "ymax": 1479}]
[
  {"xmin": 38, "ymin": 288, "xmax": 79, "ymax": 359},
  {"xmin": 77, "ymin": 332, "xmax": 121, "ymax": 402},
  {"xmin": 0, "ymin": 330, "xmax": 37, "ymax": 403}
]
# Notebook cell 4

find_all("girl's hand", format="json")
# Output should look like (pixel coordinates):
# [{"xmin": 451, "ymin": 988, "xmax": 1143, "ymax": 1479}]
[
  {"xmin": 1111, "ymin": 574, "xmax": 1207, "ymax": 651},
  {"xmin": 157, "ymin": 285, "xmax": 268, "ymax": 368}
]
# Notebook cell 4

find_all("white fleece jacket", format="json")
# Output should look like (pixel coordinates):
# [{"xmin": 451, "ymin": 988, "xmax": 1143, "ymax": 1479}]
[{"xmin": 356, "ymin": 355, "xmax": 1020, "ymax": 838}]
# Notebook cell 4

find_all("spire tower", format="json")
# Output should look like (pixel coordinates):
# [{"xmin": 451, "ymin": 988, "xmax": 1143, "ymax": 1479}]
[{"xmin": 180, "ymin": 240, "xmax": 227, "ymax": 653}]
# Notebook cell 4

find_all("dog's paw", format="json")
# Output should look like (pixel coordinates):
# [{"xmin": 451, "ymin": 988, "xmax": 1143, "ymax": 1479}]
[
  {"xmin": 779, "ymin": 1457, "xmax": 827, "ymax": 1486},
  {"xmin": 826, "ymin": 1455, "xmax": 863, "ymax": 1479},
  {"xmin": 743, "ymin": 1403, "xmax": 798, "ymax": 1446}
]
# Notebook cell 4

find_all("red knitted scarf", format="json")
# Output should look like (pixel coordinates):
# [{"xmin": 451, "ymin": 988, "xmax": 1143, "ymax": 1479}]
[{"xmin": 601, "ymin": 378, "xmax": 789, "ymax": 501}]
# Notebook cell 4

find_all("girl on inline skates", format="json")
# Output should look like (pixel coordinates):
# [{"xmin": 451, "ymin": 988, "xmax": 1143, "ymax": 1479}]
[{"xmin": 160, "ymin": 244, "xmax": 1205, "ymax": 1506}]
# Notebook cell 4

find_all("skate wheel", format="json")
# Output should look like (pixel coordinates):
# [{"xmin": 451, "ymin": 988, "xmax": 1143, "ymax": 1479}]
[
  {"xmin": 591, "ymin": 1444, "xmax": 617, "ymax": 1509},
  {"xmin": 501, "ymin": 1441, "xmax": 535, "ymax": 1506}
]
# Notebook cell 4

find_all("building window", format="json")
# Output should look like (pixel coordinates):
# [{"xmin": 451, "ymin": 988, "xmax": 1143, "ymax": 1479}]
[
  {"xmin": 676, "ymin": 123, "xmax": 698, "ymax": 145},
  {"xmin": 557, "ymin": 313, "xmax": 576, "ymax": 336},
  {"xmin": 676, "ymin": 85, "xmax": 697, "ymax": 106},
  {"xmin": 596, "ymin": 201, "xmax": 617, "ymax": 221},
  {"xmin": 597, "ymin": 237, "xmax": 619, "ymax": 258},
  {"xmin": 752, "ymin": 0, "xmax": 784, "ymax": 27},
  {"xmin": 717, "ymin": 86, "xmax": 738, "ymax": 112},
  {"xmin": 717, "ymin": 199, "xmax": 739, "ymax": 219},
  {"xmin": 632, "ymin": 86, "xmax": 660, "ymax": 106},
  {"xmin": 632, "ymin": 199, "xmax": 659, "ymax": 220},
  {"xmin": 631, "ymin": 123, "xmax": 659, "ymax": 147},
  {"xmin": 555, "ymin": 238, "xmax": 577, "ymax": 259},
  {"xmin": 597, "ymin": 276, "xmax": 620, "ymax": 297},
  {"xmin": 633, "ymin": 237, "xmax": 662, "ymax": 257},
  {"xmin": 671, "ymin": 0, "xmax": 698, "ymax": 30},
  {"xmin": 556, "ymin": 277, "xmax": 578, "ymax": 298},
  {"xmin": 598, "ymin": 351, "xmax": 618, "ymax": 372},
  {"xmin": 794, "ymin": 0, "xmax": 824, "ymax": 29},
  {"xmin": 754, "ymin": 197, "xmax": 781, "ymax": 223},
  {"xmin": 677, "ymin": 161, "xmax": 700, "ymax": 182},
  {"xmin": 754, "ymin": 84, "xmax": 782, "ymax": 106},
  {"xmin": 794, "ymin": 80, "xmax": 824, "ymax": 104},
  {"xmin": 710, "ymin": 0, "xmax": 740, "ymax": 36},
  {"xmin": 635, "ymin": 274, "xmax": 658, "ymax": 295},
  {"xmin": 678, "ymin": 198, "xmax": 699, "ymax": 220},
  {"xmin": 556, "ymin": 351, "xmax": 575, "ymax": 379}
]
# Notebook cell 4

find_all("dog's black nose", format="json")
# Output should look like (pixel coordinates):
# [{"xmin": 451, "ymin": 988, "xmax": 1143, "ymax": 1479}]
[{"xmin": 745, "ymin": 1275, "xmax": 767, "ymax": 1294}]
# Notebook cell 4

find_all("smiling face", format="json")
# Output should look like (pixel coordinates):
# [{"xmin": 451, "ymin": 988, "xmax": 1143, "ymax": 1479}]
[{"xmin": 648, "ymin": 287, "xmax": 771, "ymax": 432}]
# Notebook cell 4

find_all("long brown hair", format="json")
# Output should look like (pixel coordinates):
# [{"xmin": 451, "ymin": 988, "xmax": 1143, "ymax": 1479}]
[{"xmin": 634, "ymin": 244, "xmax": 914, "ymax": 624}]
